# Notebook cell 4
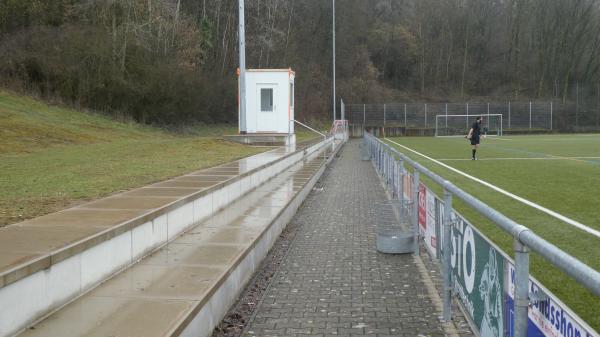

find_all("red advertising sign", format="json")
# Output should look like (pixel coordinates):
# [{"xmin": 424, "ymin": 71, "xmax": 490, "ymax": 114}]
[{"xmin": 418, "ymin": 182, "xmax": 427, "ymax": 230}]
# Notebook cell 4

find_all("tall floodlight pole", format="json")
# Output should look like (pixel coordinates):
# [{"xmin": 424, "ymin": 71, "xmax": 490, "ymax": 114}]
[
  {"xmin": 239, "ymin": 0, "xmax": 247, "ymax": 134},
  {"xmin": 332, "ymin": 0, "xmax": 336, "ymax": 122}
]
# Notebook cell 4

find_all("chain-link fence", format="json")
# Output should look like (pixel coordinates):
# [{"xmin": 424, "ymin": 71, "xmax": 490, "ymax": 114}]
[{"xmin": 345, "ymin": 101, "xmax": 600, "ymax": 132}]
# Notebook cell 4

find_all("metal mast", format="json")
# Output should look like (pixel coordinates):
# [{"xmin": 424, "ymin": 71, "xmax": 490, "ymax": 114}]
[
  {"xmin": 332, "ymin": 0, "xmax": 336, "ymax": 122},
  {"xmin": 239, "ymin": 0, "xmax": 247, "ymax": 134}
]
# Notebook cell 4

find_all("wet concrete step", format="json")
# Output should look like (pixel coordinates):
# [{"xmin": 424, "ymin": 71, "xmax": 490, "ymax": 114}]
[
  {"xmin": 16, "ymin": 142, "xmax": 341, "ymax": 337},
  {"xmin": 0, "ymin": 138, "xmax": 335, "ymax": 337}
]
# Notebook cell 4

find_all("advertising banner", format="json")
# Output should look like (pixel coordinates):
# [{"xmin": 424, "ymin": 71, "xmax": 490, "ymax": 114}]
[
  {"xmin": 451, "ymin": 212, "xmax": 505, "ymax": 337},
  {"xmin": 418, "ymin": 183, "xmax": 438, "ymax": 256},
  {"xmin": 505, "ymin": 263, "xmax": 598, "ymax": 337},
  {"xmin": 425, "ymin": 189, "xmax": 436, "ymax": 252},
  {"xmin": 373, "ymin": 145, "xmax": 598, "ymax": 337},
  {"xmin": 403, "ymin": 173, "xmax": 412, "ymax": 201},
  {"xmin": 419, "ymin": 183, "xmax": 427, "ymax": 230},
  {"xmin": 419, "ymin": 185, "xmax": 598, "ymax": 337}
]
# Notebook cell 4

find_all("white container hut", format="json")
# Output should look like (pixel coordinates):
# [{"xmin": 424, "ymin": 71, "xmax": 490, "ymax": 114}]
[{"xmin": 239, "ymin": 69, "xmax": 295, "ymax": 143}]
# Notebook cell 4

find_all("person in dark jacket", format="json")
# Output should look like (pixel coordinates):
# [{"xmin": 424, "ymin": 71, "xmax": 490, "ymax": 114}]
[{"xmin": 467, "ymin": 116, "xmax": 483, "ymax": 160}]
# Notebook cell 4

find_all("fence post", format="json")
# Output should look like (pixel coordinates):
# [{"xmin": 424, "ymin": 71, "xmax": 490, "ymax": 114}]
[
  {"xmin": 550, "ymin": 101, "xmax": 553, "ymax": 131},
  {"xmin": 384, "ymin": 104, "xmax": 387, "ymax": 127},
  {"xmin": 442, "ymin": 186, "xmax": 453, "ymax": 321},
  {"xmin": 445, "ymin": 103, "xmax": 448, "ymax": 127},
  {"xmin": 425, "ymin": 103, "xmax": 428, "ymax": 128},
  {"xmin": 412, "ymin": 171, "xmax": 420, "ymax": 256},
  {"xmin": 363, "ymin": 104, "xmax": 366, "ymax": 129},
  {"xmin": 466, "ymin": 103, "xmax": 470, "ymax": 130},
  {"xmin": 576, "ymin": 82, "xmax": 580, "ymax": 128},
  {"xmin": 508, "ymin": 101, "xmax": 511, "ymax": 129},
  {"xmin": 514, "ymin": 239, "xmax": 530, "ymax": 337},
  {"xmin": 404, "ymin": 104, "xmax": 407, "ymax": 128},
  {"xmin": 529, "ymin": 101, "xmax": 532, "ymax": 130}
]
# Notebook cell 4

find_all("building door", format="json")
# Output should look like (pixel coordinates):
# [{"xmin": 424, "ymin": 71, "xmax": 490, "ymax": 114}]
[{"xmin": 257, "ymin": 84, "xmax": 278, "ymax": 132}]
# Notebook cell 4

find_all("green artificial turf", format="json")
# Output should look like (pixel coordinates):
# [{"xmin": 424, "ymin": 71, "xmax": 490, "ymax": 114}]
[{"xmin": 385, "ymin": 134, "xmax": 600, "ymax": 331}]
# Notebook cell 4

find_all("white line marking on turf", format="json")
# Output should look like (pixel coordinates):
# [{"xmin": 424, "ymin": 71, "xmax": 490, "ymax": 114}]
[
  {"xmin": 437, "ymin": 156, "xmax": 600, "ymax": 162},
  {"xmin": 385, "ymin": 138, "xmax": 600, "ymax": 239},
  {"xmin": 484, "ymin": 137, "xmax": 512, "ymax": 141}
]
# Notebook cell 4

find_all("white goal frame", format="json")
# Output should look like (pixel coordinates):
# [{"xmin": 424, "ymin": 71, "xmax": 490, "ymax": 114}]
[{"xmin": 435, "ymin": 114, "xmax": 503, "ymax": 137}]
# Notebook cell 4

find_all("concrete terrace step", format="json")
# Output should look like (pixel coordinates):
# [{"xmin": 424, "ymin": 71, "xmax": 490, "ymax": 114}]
[
  {"xmin": 15, "ymin": 141, "xmax": 340, "ymax": 337},
  {"xmin": 0, "ymin": 138, "xmax": 338, "ymax": 337}
]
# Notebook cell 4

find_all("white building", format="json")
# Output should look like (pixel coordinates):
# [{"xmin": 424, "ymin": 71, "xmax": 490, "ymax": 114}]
[{"xmin": 240, "ymin": 69, "xmax": 295, "ymax": 136}]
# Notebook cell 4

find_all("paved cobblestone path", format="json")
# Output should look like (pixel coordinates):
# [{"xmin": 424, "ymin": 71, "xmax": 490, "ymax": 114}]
[{"xmin": 244, "ymin": 140, "xmax": 472, "ymax": 337}]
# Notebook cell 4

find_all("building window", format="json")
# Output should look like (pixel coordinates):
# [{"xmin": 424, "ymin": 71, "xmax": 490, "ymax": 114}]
[{"xmin": 261, "ymin": 88, "xmax": 274, "ymax": 112}]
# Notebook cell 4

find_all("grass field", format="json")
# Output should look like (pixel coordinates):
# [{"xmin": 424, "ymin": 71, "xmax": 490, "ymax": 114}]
[
  {"xmin": 385, "ymin": 134, "xmax": 600, "ymax": 330},
  {"xmin": 1, "ymin": 91, "xmax": 302, "ymax": 227}
]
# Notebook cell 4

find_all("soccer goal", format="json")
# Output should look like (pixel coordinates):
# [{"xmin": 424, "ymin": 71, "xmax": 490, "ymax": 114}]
[{"xmin": 435, "ymin": 114, "xmax": 503, "ymax": 137}]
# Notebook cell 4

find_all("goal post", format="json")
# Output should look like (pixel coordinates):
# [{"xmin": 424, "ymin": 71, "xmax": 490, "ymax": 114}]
[{"xmin": 435, "ymin": 114, "xmax": 503, "ymax": 137}]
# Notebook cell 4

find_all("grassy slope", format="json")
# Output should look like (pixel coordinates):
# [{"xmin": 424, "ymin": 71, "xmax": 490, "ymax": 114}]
[
  {"xmin": 386, "ymin": 135, "xmax": 600, "ymax": 331},
  {"xmin": 0, "ymin": 91, "xmax": 267, "ymax": 226}
]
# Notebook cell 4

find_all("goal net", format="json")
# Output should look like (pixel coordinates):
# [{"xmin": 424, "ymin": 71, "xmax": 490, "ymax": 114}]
[{"xmin": 435, "ymin": 114, "xmax": 503, "ymax": 137}]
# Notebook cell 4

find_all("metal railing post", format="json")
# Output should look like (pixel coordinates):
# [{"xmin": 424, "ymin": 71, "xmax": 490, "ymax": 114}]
[
  {"xmin": 381, "ymin": 145, "xmax": 384, "ymax": 173},
  {"xmin": 404, "ymin": 103, "xmax": 407, "ymax": 128},
  {"xmin": 390, "ymin": 154, "xmax": 397, "ymax": 190},
  {"xmin": 393, "ymin": 160, "xmax": 399, "ymax": 198},
  {"xmin": 376, "ymin": 144, "xmax": 379, "ymax": 170},
  {"xmin": 385, "ymin": 151, "xmax": 389, "ymax": 186},
  {"xmin": 366, "ymin": 132, "xmax": 600, "ymax": 315},
  {"xmin": 424, "ymin": 103, "xmax": 428, "ymax": 128},
  {"xmin": 398, "ymin": 159, "xmax": 404, "ymax": 203},
  {"xmin": 412, "ymin": 171, "xmax": 420, "ymax": 256},
  {"xmin": 377, "ymin": 144, "xmax": 380, "ymax": 170},
  {"xmin": 386, "ymin": 152, "xmax": 390, "ymax": 188},
  {"xmin": 442, "ymin": 186, "xmax": 453, "ymax": 321},
  {"xmin": 386, "ymin": 152, "xmax": 390, "ymax": 187},
  {"xmin": 514, "ymin": 239, "xmax": 530, "ymax": 337},
  {"xmin": 381, "ymin": 144, "xmax": 384, "ymax": 172},
  {"xmin": 376, "ymin": 142, "xmax": 379, "ymax": 168}
]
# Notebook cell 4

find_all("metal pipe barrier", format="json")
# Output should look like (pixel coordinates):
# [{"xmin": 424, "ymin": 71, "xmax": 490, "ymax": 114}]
[
  {"xmin": 363, "ymin": 132, "xmax": 600, "ymax": 337},
  {"xmin": 294, "ymin": 120, "xmax": 327, "ymax": 140}
]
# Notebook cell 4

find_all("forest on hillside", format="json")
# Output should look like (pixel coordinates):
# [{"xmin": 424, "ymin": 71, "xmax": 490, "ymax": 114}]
[{"xmin": 2, "ymin": 0, "xmax": 600, "ymax": 125}]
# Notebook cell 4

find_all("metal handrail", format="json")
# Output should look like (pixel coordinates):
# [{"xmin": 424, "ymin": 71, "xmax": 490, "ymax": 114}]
[
  {"xmin": 367, "ymin": 132, "xmax": 600, "ymax": 294},
  {"xmin": 364, "ymin": 132, "xmax": 600, "ymax": 337},
  {"xmin": 294, "ymin": 120, "xmax": 327, "ymax": 140}
]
